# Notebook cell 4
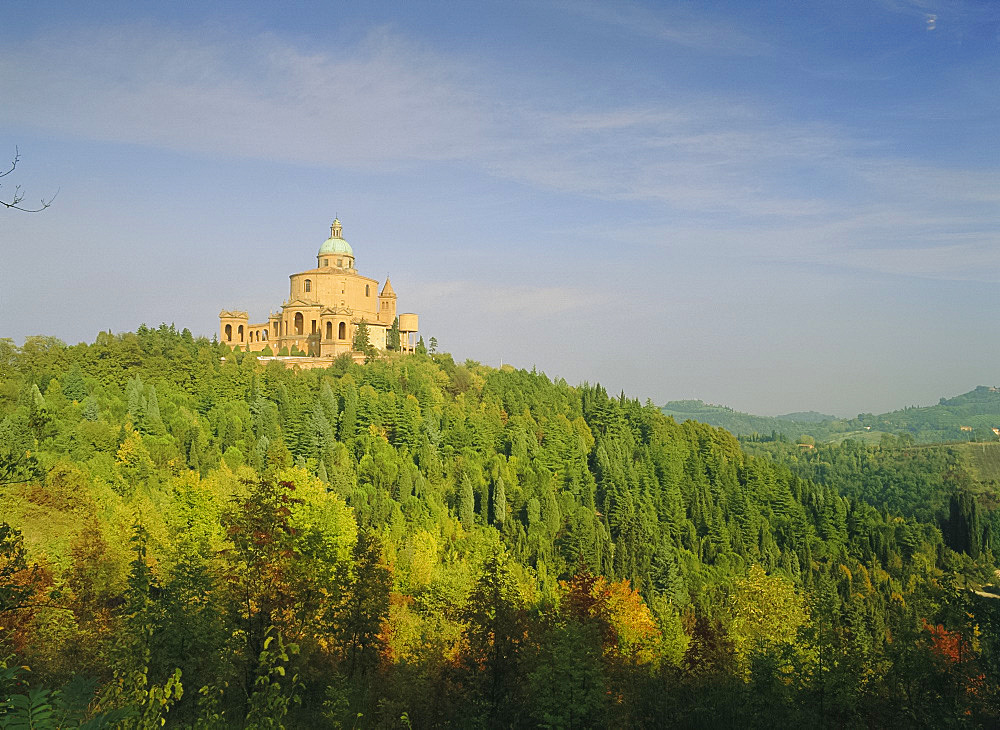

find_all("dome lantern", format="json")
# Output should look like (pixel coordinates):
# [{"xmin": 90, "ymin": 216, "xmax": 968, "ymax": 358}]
[{"xmin": 318, "ymin": 218, "xmax": 355, "ymax": 268}]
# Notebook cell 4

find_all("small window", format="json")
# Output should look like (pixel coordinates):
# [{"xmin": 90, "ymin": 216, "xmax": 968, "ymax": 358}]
[
  {"xmin": 366, "ymin": 284, "xmax": 370, "ymax": 296},
  {"xmin": 339, "ymin": 321, "xmax": 346, "ymax": 339},
  {"xmin": 323, "ymin": 258, "xmax": 329, "ymax": 267},
  {"xmin": 311, "ymin": 320, "xmax": 317, "ymax": 334},
  {"xmin": 337, "ymin": 258, "xmax": 343, "ymax": 267},
  {"xmin": 225, "ymin": 324, "xmax": 232, "ymax": 341},
  {"xmin": 326, "ymin": 321, "xmax": 333, "ymax": 339},
  {"xmin": 304, "ymin": 279, "xmax": 312, "ymax": 293}
]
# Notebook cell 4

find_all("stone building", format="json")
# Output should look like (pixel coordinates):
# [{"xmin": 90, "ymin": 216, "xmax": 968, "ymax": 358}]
[{"xmin": 219, "ymin": 220, "xmax": 418, "ymax": 359}]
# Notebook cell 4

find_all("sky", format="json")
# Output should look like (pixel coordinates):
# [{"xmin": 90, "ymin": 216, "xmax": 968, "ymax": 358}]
[{"xmin": 1, "ymin": 0, "xmax": 998, "ymax": 417}]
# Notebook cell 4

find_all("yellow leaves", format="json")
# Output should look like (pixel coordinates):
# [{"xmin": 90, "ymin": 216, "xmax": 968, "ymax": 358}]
[
  {"xmin": 728, "ymin": 565, "xmax": 807, "ymax": 674},
  {"xmin": 594, "ymin": 577, "xmax": 663, "ymax": 666},
  {"xmin": 116, "ymin": 428, "xmax": 151, "ymax": 468},
  {"xmin": 398, "ymin": 529, "xmax": 438, "ymax": 592},
  {"xmin": 562, "ymin": 573, "xmax": 665, "ymax": 667}
]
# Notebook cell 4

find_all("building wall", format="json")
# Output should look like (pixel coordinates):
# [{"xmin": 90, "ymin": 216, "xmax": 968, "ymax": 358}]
[
  {"xmin": 289, "ymin": 269, "xmax": 382, "ymax": 321},
  {"xmin": 220, "ymin": 226, "xmax": 416, "ymax": 359}
]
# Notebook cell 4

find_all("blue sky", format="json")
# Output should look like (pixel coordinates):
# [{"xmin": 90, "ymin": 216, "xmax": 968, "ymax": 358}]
[{"xmin": 2, "ymin": 0, "xmax": 998, "ymax": 416}]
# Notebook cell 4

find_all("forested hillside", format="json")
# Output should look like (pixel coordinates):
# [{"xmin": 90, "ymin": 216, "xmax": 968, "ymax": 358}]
[
  {"xmin": 1, "ymin": 326, "xmax": 999, "ymax": 727},
  {"xmin": 661, "ymin": 400, "xmax": 855, "ymax": 443},
  {"xmin": 856, "ymin": 386, "xmax": 1000, "ymax": 443},
  {"xmin": 666, "ymin": 386, "xmax": 1000, "ymax": 446},
  {"xmin": 744, "ymin": 438, "xmax": 1000, "ymax": 566}
]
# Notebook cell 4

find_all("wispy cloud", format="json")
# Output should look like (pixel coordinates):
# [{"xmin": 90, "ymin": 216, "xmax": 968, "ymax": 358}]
[
  {"xmin": 418, "ymin": 281, "xmax": 590, "ymax": 318},
  {"xmin": 558, "ymin": 0, "xmax": 772, "ymax": 56},
  {"xmin": 1, "ymin": 24, "xmax": 813, "ymax": 217},
  {"xmin": 0, "ymin": 26, "xmax": 491, "ymax": 167},
  {"xmin": 2, "ymin": 21, "xmax": 997, "ymax": 283}
]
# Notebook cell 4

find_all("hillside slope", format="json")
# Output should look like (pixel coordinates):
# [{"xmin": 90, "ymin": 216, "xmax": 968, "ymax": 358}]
[
  {"xmin": 1, "ymin": 327, "xmax": 998, "ymax": 726},
  {"xmin": 665, "ymin": 385, "xmax": 1000, "ymax": 444}
]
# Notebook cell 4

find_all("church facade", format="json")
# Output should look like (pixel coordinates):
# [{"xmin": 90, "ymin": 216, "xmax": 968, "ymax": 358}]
[{"xmin": 219, "ymin": 220, "xmax": 418, "ymax": 359}]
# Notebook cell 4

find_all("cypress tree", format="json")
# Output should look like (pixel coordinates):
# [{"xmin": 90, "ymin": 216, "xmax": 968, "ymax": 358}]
[
  {"xmin": 145, "ymin": 384, "xmax": 166, "ymax": 435},
  {"xmin": 126, "ymin": 376, "xmax": 146, "ymax": 428},
  {"xmin": 62, "ymin": 364, "xmax": 88, "ymax": 401},
  {"xmin": 492, "ymin": 476, "xmax": 507, "ymax": 526},
  {"xmin": 82, "ymin": 395, "xmax": 100, "ymax": 421},
  {"xmin": 319, "ymin": 380, "xmax": 339, "ymax": 425},
  {"xmin": 460, "ymin": 473, "xmax": 475, "ymax": 529},
  {"xmin": 387, "ymin": 317, "xmax": 401, "ymax": 351},
  {"xmin": 339, "ymin": 384, "xmax": 358, "ymax": 440}
]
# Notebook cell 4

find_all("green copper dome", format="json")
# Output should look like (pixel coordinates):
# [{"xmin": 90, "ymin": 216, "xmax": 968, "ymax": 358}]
[{"xmin": 318, "ymin": 219, "xmax": 353, "ymax": 257}]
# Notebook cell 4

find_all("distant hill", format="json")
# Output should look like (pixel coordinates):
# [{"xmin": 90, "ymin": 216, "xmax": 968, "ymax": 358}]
[
  {"xmin": 660, "ymin": 400, "xmax": 840, "ymax": 440},
  {"xmin": 854, "ymin": 385, "xmax": 1000, "ymax": 443},
  {"xmin": 776, "ymin": 411, "xmax": 836, "ymax": 424},
  {"xmin": 664, "ymin": 385, "xmax": 1000, "ymax": 445}
]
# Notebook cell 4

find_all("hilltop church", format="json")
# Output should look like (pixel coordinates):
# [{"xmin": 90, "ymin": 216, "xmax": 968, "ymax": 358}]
[{"xmin": 219, "ymin": 220, "xmax": 418, "ymax": 360}]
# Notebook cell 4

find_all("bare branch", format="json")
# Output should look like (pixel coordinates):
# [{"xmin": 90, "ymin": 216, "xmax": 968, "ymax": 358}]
[
  {"xmin": 0, "ymin": 146, "xmax": 19, "ymax": 178},
  {"xmin": 1, "ymin": 146, "xmax": 57, "ymax": 212}
]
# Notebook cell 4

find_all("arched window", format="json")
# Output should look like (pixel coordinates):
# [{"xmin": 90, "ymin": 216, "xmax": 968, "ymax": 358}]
[
  {"xmin": 338, "ymin": 321, "xmax": 346, "ymax": 340},
  {"xmin": 294, "ymin": 312, "xmax": 304, "ymax": 335},
  {"xmin": 326, "ymin": 321, "xmax": 333, "ymax": 340},
  {"xmin": 304, "ymin": 279, "xmax": 312, "ymax": 293},
  {"xmin": 225, "ymin": 324, "xmax": 232, "ymax": 341},
  {"xmin": 365, "ymin": 284, "xmax": 370, "ymax": 296},
  {"xmin": 238, "ymin": 325, "xmax": 244, "ymax": 342},
  {"xmin": 262, "ymin": 329, "xmax": 268, "ymax": 341}
]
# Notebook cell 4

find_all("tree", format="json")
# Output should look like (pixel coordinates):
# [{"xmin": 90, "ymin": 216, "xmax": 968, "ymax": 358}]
[
  {"xmin": 459, "ymin": 473, "xmax": 475, "ymax": 529},
  {"xmin": 221, "ymin": 478, "xmax": 303, "ymax": 699},
  {"xmin": 491, "ymin": 477, "xmax": 507, "ymax": 527},
  {"xmin": 0, "ymin": 522, "xmax": 43, "ymax": 619},
  {"xmin": 528, "ymin": 617, "xmax": 607, "ymax": 728},
  {"xmin": 353, "ymin": 319, "xmax": 378, "ymax": 362},
  {"xmin": 329, "ymin": 530, "xmax": 391, "ymax": 678},
  {"xmin": 1, "ymin": 147, "xmax": 56, "ymax": 212},
  {"xmin": 429, "ymin": 337, "xmax": 438, "ymax": 354},
  {"xmin": 0, "ymin": 415, "xmax": 43, "ymax": 486},
  {"xmin": 462, "ymin": 549, "xmax": 528, "ymax": 728},
  {"xmin": 727, "ymin": 564, "xmax": 807, "ymax": 674},
  {"xmin": 62, "ymin": 364, "xmax": 88, "ymax": 402},
  {"xmin": 387, "ymin": 317, "xmax": 401, "ymax": 352},
  {"xmin": 353, "ymin": 320, "xmax": 371, "ymax": 353}
]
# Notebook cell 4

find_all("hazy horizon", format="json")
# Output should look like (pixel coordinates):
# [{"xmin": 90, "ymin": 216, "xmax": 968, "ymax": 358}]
[{"xmin": 3, "ymin": 1, "xmax": 998, "ymax": 418}]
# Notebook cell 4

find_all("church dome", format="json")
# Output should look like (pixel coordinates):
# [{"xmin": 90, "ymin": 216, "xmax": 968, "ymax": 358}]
[{"xmin": 318, "ymin": 219, "xmax": 354, "ymax": 257}]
